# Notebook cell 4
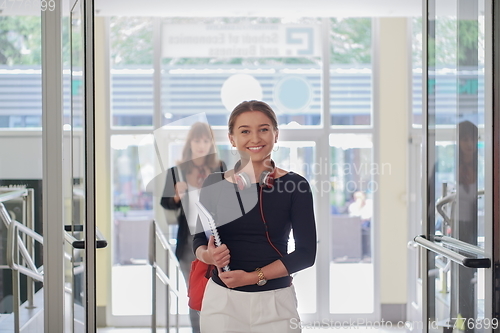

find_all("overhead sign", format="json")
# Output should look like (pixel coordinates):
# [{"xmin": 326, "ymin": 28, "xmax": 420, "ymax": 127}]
[{"xmin": 162, "ymin": 24, "xmax": 321, "ymax": 58}]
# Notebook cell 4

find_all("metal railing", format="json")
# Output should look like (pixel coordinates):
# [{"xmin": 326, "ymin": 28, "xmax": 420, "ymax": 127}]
[
  {"xmin": 0, "ymin": 187, "xmax": 40, "ymax": 333},
  {"xmin": 149, "ymin": 219, "xmax": 181, "ymax": 333}
]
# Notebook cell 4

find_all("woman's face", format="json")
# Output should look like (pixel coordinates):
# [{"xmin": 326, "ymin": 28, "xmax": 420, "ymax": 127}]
[
  {"xmin": 228, "ymin": 111, "xmax": 278, "ymax": 163},
  {"xmin": 190, "ymin": 135, "xmax": 212, "ymax": 160}
]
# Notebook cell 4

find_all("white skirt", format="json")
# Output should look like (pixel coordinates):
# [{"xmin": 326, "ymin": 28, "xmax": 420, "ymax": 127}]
[{"xmin": 200, "ymin": 278, "xmax": 301, "ymax": 333}]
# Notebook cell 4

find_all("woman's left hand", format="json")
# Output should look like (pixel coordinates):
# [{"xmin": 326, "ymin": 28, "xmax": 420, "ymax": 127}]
[{"xmin": 218, "ymin": 270, "xmax": 257, "ymax": 289}]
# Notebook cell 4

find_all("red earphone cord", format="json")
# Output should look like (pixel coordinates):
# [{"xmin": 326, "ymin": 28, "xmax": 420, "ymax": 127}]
[{"xmin": 259, "ymin": 186, "xmax": 283, "ymax": 257}]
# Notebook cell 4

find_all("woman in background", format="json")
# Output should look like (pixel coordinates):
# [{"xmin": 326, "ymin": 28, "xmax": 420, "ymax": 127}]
[{"xmin": 161, "ymin": 122, "xmax": 226, "ymax": 333}]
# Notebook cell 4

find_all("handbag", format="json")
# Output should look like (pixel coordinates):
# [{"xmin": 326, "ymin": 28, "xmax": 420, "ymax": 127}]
[
  {"xmin": 166, "ymin": 167, "xmax": 183, "ymax": 225},
  {"xmin": 187, "ymin": 259, "xmax": 214, "ymax": 311}
]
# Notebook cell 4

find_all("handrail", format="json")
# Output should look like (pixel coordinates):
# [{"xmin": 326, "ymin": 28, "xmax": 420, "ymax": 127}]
[
  {"xmin": 0, "ymin": 201, "xmax": 15, "ymax": 228},
  {"xmin": 414, "ymin": 235, "xmax": 491, "ymax": 269},
  {"xmin": 150, "ymin": 219, "xmax": 181, "ymax": 333},
  {"xmin": 7, "ymin": 220, "xmax": 44, "ymax": 283},
  {"xmin": 0, "ymin": 189, "xmax": 41, "ymax": 333},
  {"xmin": 0, "ymin": 189, "xmax": 28, "ymax": 204},
  {"xmin": 153, "ymin": 263, "xmax": 181, "ymax": 298},
  {"xmin": 154, "ymin": 223, "xmax": 179, "ymax": 263}
]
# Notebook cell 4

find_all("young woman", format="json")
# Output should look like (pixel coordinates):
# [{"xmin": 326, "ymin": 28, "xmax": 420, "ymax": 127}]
[
  {"xmin": 193, "ymin": 100, "xmax": 317, "ymax": 332},
  {"xmin": 161, "ymin": 122, "xmax": 226, "ymax": 333}
]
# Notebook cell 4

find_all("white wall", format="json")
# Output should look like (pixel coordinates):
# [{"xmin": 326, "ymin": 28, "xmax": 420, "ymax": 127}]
[
  {"xmin": 377, "ymin": 17, "xmax": 409, "ymax": 306},
  {"xmin": 0, "ymin": 133, "xmax": 43, "ymax": 179},
  {"xmin": 0, "ymin": 132, "xmax": 81, "ymax": 180}
]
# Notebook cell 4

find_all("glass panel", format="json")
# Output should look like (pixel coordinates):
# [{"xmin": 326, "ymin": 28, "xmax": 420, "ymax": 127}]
[
  {"xmin": 427, "ymin": 1, "xmax": 486, "ymax": 331},
  {"xmin": 111, "ymin": 134, "xmax": 155, "ymax": 316},
  {"xmin": 161, "ymin": 17, "xmax": 322, "ymax": 127},
  {"xmin": 330, "ymin": 18, "xmax": 372, "ymax": 126},
  {"xmin": 110, "ymin": 17, "xmax": 154, "ymax": 127},
  {"xmin": 68, "ymin": 1, "xmax": 86, "ymax": 330},
  {"xmin": 329, "ymin": 133, "xmax": 375, "ymax": 313},
  {"xmin": 0, "ymin": 16, "xmax": 42, "ymax": 128}
]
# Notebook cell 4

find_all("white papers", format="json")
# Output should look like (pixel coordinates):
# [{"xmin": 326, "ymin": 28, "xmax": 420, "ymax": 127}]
[{"xmin": 196, "ymin": 201, "xmax": 230, "ymax": 271}]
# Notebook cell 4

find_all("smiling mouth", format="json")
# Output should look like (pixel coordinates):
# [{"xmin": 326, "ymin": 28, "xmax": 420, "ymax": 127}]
[{"xmin": 247, "ymin": 146, "xmax": 264, "ymax": 151}]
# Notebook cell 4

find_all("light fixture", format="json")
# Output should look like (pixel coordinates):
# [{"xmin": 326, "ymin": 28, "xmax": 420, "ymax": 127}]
[{"xmin": 220, "ymin": 74, "xmax": 263, "ymax": 112}]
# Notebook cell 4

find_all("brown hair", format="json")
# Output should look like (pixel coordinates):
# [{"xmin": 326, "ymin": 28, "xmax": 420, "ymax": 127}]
[
  {"xmin": 228, "ymin": 100, "xmax": 278, "ymax": 134},
  {"xmin": 178, "ymin": 122, "xmax": 219, "ymax": 172}
]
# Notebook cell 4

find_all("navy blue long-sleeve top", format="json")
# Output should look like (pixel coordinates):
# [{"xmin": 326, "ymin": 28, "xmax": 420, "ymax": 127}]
[{"xmin": 193, "ymin": 171, "xmax": 317, "ymax": 292}]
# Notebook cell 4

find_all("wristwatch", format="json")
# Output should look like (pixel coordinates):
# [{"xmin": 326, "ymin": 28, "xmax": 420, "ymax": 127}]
[{"xmin": 255, "ymin": 267, "xmax": 267, "ymax": 286}]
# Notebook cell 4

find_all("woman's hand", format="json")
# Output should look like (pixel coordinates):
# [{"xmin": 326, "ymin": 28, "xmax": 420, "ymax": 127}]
[
  {"xmin": 206, "ymin": 235, "xmax": 230, "ymax": 269},
  {"xmin": 218, "ymin": 270, "xmax": 257, "ymax": 289},
  {"xmin": 174, "ymin": 181, "xmax": 188, "ymax": 202}
]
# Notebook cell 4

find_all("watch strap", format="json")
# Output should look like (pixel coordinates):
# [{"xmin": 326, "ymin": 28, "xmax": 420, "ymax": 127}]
[{"xmin": 255, "ymin": 267, "xmax": 266, "ymax": 286}]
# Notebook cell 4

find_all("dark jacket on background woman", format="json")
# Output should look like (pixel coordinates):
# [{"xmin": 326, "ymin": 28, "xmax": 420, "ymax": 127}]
[{"xmin": 160, "ymin": 161, "xmax": 226, "ymax": 260}]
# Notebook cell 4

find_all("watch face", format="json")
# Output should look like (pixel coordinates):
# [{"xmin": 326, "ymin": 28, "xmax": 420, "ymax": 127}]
[{"xmin": 257, "ymin": 279, "xmax": 267, "ymax": 286}]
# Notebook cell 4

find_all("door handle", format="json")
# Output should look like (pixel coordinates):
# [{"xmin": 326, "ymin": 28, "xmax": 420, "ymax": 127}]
[
  {"xmin": 414, "ymin": 235, "xmax": 490, "ymax": 269},
  {"xmin": 64, "ymin": 225, "xmax": 108, "ymax": 249},
  {"xmin": 71, "ymin": 239, "xmax": 107, "ymax": 249}
]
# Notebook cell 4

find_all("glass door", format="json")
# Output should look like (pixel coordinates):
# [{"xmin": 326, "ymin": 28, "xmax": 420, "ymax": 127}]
[
  {"xmin": 417, "ymin": 0, "xmax": 495, "ymax": 332},
  {"xmin": 64, "ymin": 0, "xmax": 98, "ymax": 331}
]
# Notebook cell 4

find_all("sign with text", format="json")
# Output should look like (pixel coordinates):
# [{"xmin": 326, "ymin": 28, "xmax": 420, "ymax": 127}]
[{"xmin": 162, "ymin": 24, "xmax": 321, "ymax": 58}]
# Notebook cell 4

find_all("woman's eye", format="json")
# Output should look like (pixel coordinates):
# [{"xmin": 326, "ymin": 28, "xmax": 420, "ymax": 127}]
[
  {"xmin": 260, "ymin": 128, "xmax": 269, "ymax": 132},
  {"xmin": 241, "ymin": 130, "xmax": 249, "ymax": 134}
]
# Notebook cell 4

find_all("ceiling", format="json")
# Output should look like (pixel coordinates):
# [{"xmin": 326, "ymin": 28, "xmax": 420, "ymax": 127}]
[
  {"xmin": 2, "ymin": 0, "xmax": 482, "ymax": 18},
  {"xmin": 92, "ymin": 0, "xmax": 423, "ymax": 17},
  {"xmin": 1, "ymin": 0, "xmax": 424, "ymax": 17}
]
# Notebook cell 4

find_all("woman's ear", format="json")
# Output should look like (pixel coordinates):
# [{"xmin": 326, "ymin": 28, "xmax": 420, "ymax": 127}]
[
  {"xmin": 228, "ymin": 133, "xmax": 234, "ymax": 147},
  {"xmin": 274, "ymin": 129, "xmax": 279, "ymax": 143}
]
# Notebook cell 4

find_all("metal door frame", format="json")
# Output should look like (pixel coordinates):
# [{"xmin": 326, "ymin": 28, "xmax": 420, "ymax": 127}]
[
  {"xmin": 42, "ymin": 0, "xmax": 65, "ymax": 331},
  {"xmin": 419, "ymin": 1, "xmax": 496, "ymax": 332}
]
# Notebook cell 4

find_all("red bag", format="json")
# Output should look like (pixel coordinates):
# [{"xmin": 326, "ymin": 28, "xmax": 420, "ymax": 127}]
[{"xmin": 187, "ymin": 259, "xmax": 214, "ymax": 311}]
